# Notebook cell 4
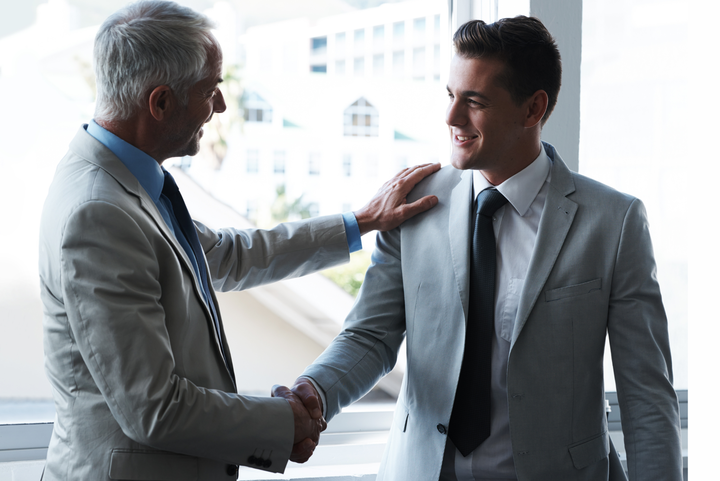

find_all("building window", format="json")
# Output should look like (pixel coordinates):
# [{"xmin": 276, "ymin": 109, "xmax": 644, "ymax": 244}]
[
  {"xmin": 343, "ymin": 97, "xmax": 379, "ymax": 137},
  {"xmin": 274, "ymin": 151, "xmax": 286, "ymax": 174},
  {"xmin": 335, "ymin": 59, "xmax": 346, "ymax": 75},
  {"xmin": 311, "ymin": 64, "xmax": 327, "ymax": 73},
  {"xmin": 393, "ymin": 51, "xmax": 404, "ymax": 77},
  {"xmin": 335, "ymin": 32, "xmax": 346, "ymax": 56},
  {"xmin": 242, "ymin": 92, "xmax": 273, "ymax": 123},
  {"xmin": 343, "ymin": 154, "xmax": 352, "ymax": 176},
  {"xmin": 309, "ymin": 153, "xmax": 321, "ymax": 175},
  {"xmin": 393, "ymin": 21, "xmax": 405, "ymax": 45},
  {"xmin": 354, "ymin": 28, "xmax": 365, "ymax": 54},
  {"xmin": 373, "ymin": 25, "xmax": 384, "ymax": 50},
  {"xmin": 413, "ymin": 17, "xmax": 426, "ymax": 41},
  {"xmin": 354, "ymin": 57, "xmax": 365, "ymax": 76},
  {"xmin": 413, "ymin": 47, "xmax": 425, "ymax": 80},
  {"xmin": 373, "ymin": 54, "xmax": 384, "ymax": 76},
  {"xmin": 311, "ymin": 36, "xmax": 327, "ymax": 53},
  {"xmin": 246, "ymin": 149, "xmax": 259, "ymax": 174}
]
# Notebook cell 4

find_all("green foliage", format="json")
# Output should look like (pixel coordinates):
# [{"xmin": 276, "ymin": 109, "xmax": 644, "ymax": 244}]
[
  {"xmin": 322, "ymin": 250, "xmax": 372, "ymax": 297},
  {"xmin": 271, "ymin": 185, "xmax": 313, "ymax": 223}
]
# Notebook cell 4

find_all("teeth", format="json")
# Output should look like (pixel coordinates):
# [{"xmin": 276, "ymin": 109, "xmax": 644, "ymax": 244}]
[{"xmin": 457, "ymin": 136, "xmax": 472, "ymax": 141}]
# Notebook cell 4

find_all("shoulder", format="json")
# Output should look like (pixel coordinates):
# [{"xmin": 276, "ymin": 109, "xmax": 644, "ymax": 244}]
[{"xmin": 406, "ymin": 164, "xmax": 465, "ymax": 203}]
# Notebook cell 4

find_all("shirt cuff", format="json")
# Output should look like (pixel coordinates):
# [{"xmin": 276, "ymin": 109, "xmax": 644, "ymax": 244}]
[
  {"xmin": 342, "ymin": 211, "xmax": 362, "ymax": 253},
  {"xmin": 300, "ymin": 376, "xmax": 328, "ymax": 418}
]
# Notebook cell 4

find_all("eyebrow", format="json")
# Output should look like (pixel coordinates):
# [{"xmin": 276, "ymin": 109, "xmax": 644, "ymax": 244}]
[{"xmin": 447, "ymin": 86, "xmax": 491, "ymax": 102}]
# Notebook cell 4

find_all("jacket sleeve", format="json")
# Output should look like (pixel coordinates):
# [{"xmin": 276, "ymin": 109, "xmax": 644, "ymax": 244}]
[
  {"xmin": 196, "ymin": 214, "xmax": 350, "ymax": 292},
  {"xmin": 60, "ymin": 199, "xmax": 294, "ymax": 472},
  {"xmin": 606, "ymin": 198, "xmax": 683, "ymax": 481},
  {"xmin": 301, "ymin": 226, "xmax": 407, "ymax": 421}
]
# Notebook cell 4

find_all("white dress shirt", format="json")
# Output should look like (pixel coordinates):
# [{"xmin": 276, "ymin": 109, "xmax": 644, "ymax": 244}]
[{"xmin": 452, "ymin": 148, "xmax": 551, "ymax": 481}]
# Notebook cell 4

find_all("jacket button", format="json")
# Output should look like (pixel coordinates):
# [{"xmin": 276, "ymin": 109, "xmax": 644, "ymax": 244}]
[
  {"xmin": 247, "ymin": 455, "xmax": 256, "ymax": 465},
  {"xmin": 263, "ymin": 459, "xmax": 272, "ymax": 468},
  {"xmin": 254, "ymin": 457, "xmax": 264, "ymax": 467},
  {"xmin": 437, "ymin": 424, "xmax": 447, "ymax": 434},
  {"xmin": 226, "ymin": 464, "xmax": 238, "ymax": 476}
]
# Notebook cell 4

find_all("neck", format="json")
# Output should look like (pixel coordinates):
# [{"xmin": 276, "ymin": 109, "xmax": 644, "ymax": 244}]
[
  {"xmin": 96, "ymin": 115, "xmax": 166, "ymax": 165},
  {"xmin": 481, "ymin": 140, "xmax": 542, "ymax": 186}
]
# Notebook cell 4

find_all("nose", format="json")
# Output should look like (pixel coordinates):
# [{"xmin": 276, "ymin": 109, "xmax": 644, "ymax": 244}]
[
  {"xmin": 214, "ymin": 89, "xmax": 227, "ymax": 114},
  {"xmin": 445, "ymin": 96, "xmax": 466, "ymax": 127}
]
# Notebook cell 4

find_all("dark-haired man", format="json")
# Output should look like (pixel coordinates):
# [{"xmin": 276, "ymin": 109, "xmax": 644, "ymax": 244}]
[{"xmin": 287, "ymin": 16, "xmax": 682, "ymax": 481}]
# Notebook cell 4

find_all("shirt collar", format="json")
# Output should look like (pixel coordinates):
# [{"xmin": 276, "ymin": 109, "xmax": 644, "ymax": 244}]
[
  {"xmin": 472, "ymin": 146, "xmax": 551, "ymax": 217},
  {"xmin": 85, "ymin": 120, "xmax": 165, "ymax": 201}
]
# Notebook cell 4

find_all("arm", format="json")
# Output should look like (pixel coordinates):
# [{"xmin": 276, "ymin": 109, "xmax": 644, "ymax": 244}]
[
  {"xmin": 61, "ymin": 200, "xmax": 296, "ymax": 471},
  {"xmin": 198, "ymin": 163, "xmax": 440, "ymax": 293},
  {"xmin": 607, "ymin": 199, "xmax": 682, "ymax": 481},
  {"xmin": 299, "ymin": 225, "xmax": 408, "ymax": 420}
]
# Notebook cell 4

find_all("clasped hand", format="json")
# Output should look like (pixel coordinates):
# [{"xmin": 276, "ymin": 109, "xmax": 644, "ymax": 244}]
[{"xmin": 271, "ymin": 379, "xmax": 325, "ymax": 463}]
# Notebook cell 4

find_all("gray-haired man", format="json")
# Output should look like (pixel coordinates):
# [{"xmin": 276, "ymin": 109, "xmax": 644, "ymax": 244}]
[{"xmin": 38, "ymin": 1, "xmax": 439, "ymax": 479}]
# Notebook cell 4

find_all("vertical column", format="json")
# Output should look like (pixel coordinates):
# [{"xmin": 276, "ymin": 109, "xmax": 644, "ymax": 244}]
[{"xmin": 529, "ymin": 0, "xmax": 582, "ymax": 172}]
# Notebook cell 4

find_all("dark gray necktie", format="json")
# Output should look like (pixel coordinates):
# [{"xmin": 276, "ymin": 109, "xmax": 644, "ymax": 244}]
[
  {"xmin": 449, "ymin": 187, "xmax": 508, "ymax": 457},
  {"xmin": 162, "ymin": 172, "xmax": 232, "ymax": 378}
]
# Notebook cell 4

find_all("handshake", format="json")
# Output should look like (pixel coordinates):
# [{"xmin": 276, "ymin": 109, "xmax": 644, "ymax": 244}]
[{"xmin": 271, "ymin": 378, "xmax": 325, "ymax": 463}]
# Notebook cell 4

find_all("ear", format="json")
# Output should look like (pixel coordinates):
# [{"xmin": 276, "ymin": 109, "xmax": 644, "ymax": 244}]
[
  {"xmin": 148, "ymin": 85, "xmax": 175, "ymax": 121},
  {"xmin": 524, "ymin": 90, "xmax": 549, "ymax": 128}
]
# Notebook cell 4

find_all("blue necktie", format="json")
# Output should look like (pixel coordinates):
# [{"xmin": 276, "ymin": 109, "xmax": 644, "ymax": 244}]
[
  {"xmin": 449, "ymin": 187, "xmax": 508, "ymax": 456},
  {"xmin": 161, "ymin": 171, "xmax": 232, "ymax": 377}
]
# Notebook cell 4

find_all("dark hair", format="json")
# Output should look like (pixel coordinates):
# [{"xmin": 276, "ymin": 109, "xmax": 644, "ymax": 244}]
[{"xmin": 453, "ymin": 16, "xmax": 561, "ymax": 124}]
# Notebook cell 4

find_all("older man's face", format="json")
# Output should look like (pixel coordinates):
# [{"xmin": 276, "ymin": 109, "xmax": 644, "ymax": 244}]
[{"xmin": 165, "ymin": 43, "xmax": 226, "ymax": 158}]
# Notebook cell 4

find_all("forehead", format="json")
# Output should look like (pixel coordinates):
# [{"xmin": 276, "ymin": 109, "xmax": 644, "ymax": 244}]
[{"xmin": 448, "ymin": 54, "xmax": 505, "ymax": 91}]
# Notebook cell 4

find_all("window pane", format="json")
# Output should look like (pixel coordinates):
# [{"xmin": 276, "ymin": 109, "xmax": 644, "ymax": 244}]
[
  {"xmin": 580, "ymin": 0, "xmax": 688, "ymax": 390},
  {"xmin": 0, "ymin": 0, "xmax": 451, "ymax": 408}
]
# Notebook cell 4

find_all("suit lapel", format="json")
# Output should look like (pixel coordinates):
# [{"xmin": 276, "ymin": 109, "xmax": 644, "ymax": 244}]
[
  {"xmin": 511, "ymin": 146, "xmax": 578, "ymax": 348},
  {"xmin": 72, "ymin": 127, "xmax": 229, "ymax": 374},
  {"xmin": 448, "ymin": 169, "xmax": 474, "ymax": 322}
]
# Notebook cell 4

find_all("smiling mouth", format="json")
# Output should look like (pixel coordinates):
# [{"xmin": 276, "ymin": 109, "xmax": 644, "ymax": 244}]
[{"xmin": 455, "ymin": 135, "xmax": 478, "ymax": 143}]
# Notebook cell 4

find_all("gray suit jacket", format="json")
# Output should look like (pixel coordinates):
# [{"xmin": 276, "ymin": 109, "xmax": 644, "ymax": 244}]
[
  {"xmin": 38, "ymin": 126, "xmax": 350, "ymax": 480},
  {"xmin": 303, "ymin": 143, "xmax": 682, "ymax": 481}
]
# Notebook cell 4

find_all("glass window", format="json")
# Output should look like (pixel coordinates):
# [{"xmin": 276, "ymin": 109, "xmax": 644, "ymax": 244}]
[
  {"xmin": 246, "ymin": 149, "xmax": 259, "ymax": 173},
  {"xmin": 335, "ymin": 32, "xmax": 346, "ymax": 56},
  {"xmin": 393, "ymin": 20, "xmax": 405, "ymax": 46},
  {"xmin": 354, "ymin": 28, "xmax": 365, "ymax": 53},
  {"xmin": 373, "ymin": 25, "xmax": 384, "ymax": 49},
  {"xmin": 393, "ymin": 50, "xmax": 405, "ymax": 76},
  {"xmin": 580, "ymin": 0, "xmax": 688, "ymax": 391},
  {"xmin": 310, "ymin": 64, "xmax": 327, "ymax": 73},
  {"xmin": 413, "ymin": 47, "xmax": 425, "ymax": 80},
  {"xmin": 242, "ymin": 91, "xmax": 273, "ymax": 123},
  {"xmin": 311, "ymin": 36, "xmax": 327, "ymax": 52},
  {"xmin": 373, "ymin": 53, "xmax": 384, "ymax": 76},
  {"xmin": 343, "ymin": 97, "xmax": 379, "ymax": 137},
  {"xmin": 354, "ymin": 57, "xmax": 365, "ymax": 76},
  {"xmin": 273, "ymin": 151, "xmax": 286, "ymax": 174},
  {"xmin": 335, "ymin": 59, "xmax": 346, "ymax": 75},
  {"xmin": 413, "ymin": 17, "xmax": 426, "ymax": 40}
]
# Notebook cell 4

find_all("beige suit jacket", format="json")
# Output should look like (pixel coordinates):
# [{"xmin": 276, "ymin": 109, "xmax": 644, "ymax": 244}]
[{"xmin": 38, "ymin": 126, "xmax": 350, "ymax": 480}]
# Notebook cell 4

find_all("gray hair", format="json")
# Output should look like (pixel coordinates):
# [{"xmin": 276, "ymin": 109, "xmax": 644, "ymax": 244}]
[{"xmin": 93, "ymin": 0, "xmax": 216, "ymax": 121}]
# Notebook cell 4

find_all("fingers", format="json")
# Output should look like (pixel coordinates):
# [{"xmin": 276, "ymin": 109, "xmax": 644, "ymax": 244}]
[
  {"xmin": 289, "ymin": 437, "xmax": 316, "ymax": 464},
  {"xmin": 401, "ymin": 195, "xmax": 439, "ymax": 219},
  {"xmin": 292, "ymin": 378, "xmax": 323, "ymax": 420},
  {"xmin": 395, "ymin": 163, "xmax": 442, "ymax": 192}
]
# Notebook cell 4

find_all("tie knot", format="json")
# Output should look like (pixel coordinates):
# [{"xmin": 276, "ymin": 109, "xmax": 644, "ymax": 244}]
[
  {"xmin": 476, "ymin": 188, "xmax": 508, "ymax": 217},
  {"xmin": 162, "ymin": 171, "xmax": 180, "ymax": 197}
]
